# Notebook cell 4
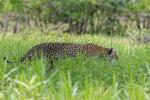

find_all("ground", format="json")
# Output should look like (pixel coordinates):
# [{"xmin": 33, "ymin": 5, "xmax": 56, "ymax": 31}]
[{"xmin": 0, "ymin": 32, "xmax": 150, "ymax": 99}]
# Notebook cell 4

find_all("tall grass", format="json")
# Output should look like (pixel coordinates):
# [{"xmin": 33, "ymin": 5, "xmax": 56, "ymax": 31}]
[{"xmin": 0, "ymin": 33, "xmax": 150, "ymax": 99}]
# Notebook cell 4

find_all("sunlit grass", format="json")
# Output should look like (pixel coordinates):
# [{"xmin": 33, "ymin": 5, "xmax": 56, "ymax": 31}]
[{"xmin": 0, "ymin": 33, "xmax": 150, "ymax": 99}]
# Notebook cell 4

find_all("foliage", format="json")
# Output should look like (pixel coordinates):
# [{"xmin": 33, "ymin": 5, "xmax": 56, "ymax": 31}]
[
  {"xmin": 0, "ymin": 0, "xmax": 24, "ymax": 13},
  {"xmin": 127, "ymin": 0, "xmax": 150, "ymax": 13},
  {"xmin": 0, "ymin": 0, "xmax": 150, "ymax": 35}
]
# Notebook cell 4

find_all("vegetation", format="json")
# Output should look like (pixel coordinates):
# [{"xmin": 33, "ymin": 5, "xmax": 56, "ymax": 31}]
[
  {"xmin": 0, "ymin": 32, "xmax": 150, "ymax": 99},
  {"xmin": 0, "ymin": 0, "xmax": 150, "ymax": 35}
]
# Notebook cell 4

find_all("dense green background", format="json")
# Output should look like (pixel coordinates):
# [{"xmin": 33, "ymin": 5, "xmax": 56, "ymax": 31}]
[{"xmin": 0, "ymin": 0, "xmax": 150, "ymax": 35}]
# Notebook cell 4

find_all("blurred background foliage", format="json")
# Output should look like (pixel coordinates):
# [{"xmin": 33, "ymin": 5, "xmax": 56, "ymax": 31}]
[{"xmin": 0, "ymin": 0, "xmax": 150, "ymax": 35}]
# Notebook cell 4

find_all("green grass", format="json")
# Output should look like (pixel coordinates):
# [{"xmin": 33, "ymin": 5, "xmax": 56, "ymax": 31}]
[{"xmin": 0, "ymin": 32, "xmax": 150, "ymax": 99}]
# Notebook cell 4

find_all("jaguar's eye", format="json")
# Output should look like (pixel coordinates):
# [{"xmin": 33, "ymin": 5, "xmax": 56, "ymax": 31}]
[{"xmin": 108, "ymin": 48, "xmax": 113, "ymax": 55}]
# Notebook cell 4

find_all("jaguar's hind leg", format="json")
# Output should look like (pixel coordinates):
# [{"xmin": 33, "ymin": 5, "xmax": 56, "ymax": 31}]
[{"xmin": 46, "ymin": 59, "xmax": 54, "ymax": 72}]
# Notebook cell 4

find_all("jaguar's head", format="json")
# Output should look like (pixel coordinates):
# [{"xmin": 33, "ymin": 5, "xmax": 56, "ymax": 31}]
[{"xmin": 107, "ymin": 48, "xmax": 118, "ymax": 62}]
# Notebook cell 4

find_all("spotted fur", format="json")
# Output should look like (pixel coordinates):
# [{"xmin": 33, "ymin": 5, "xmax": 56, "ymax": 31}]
[{"xmin": 5, "ymin": 42, "xmax": 118, "ymax": 70}]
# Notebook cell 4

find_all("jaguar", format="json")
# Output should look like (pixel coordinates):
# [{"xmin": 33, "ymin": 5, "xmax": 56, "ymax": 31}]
[{"xmin": 4, "ymin": 42, "xmax": 118, "ymax": 70}]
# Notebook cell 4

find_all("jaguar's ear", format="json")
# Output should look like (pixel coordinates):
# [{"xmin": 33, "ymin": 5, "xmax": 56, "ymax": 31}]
[{"xmin": 108, "ymin": 48, "xmax": 115, "ymax": 55}]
